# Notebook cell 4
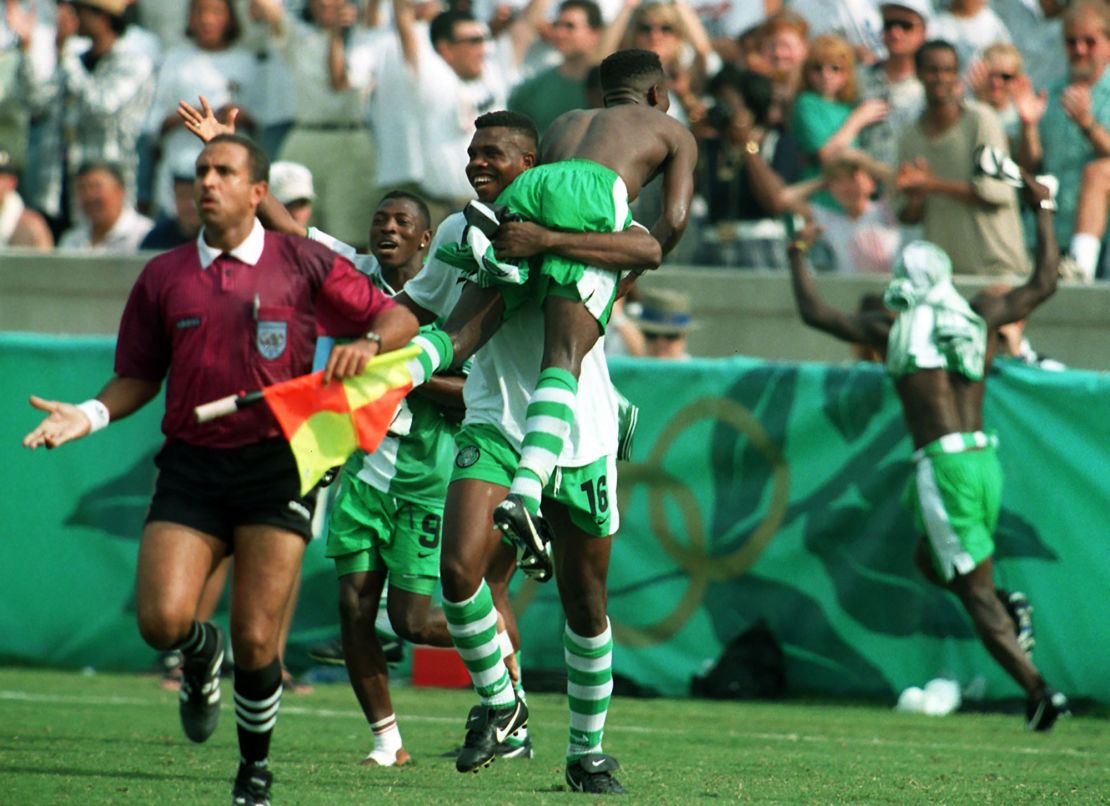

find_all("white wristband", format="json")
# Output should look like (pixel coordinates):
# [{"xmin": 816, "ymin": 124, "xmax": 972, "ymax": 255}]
[{"xmin": 77, "ymin": 399, "xmax": 110, "ymax": 433}]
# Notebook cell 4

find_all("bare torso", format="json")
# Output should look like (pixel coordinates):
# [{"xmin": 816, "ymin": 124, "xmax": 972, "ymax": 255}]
[
  {"xmin": 539, "ymin": 106, "xmax": 686, "ymax": 200},
  {"xmin": 893, "ymin": 336, "xmax": 999, "ymax": 449}
]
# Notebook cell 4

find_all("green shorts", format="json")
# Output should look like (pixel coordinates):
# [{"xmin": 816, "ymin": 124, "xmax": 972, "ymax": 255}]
[
  {"xmin": 325, "ymin": 473, "xmax": 442, "ymax": 595},
  {"xmin": 452, "ymin": 423, "xmax": 618, "ymax": 537},
  {"xmin": 498, "ymin": 160, "xmax": 631, "ymax": 329},
  {"xmin": 906, "ymin": 432, "xmax": 1002, "ymax": 582}
]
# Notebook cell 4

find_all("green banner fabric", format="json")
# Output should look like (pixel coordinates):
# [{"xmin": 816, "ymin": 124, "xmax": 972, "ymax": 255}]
[{"xmin": 2, "ymin": 335, "xmax": 1107, "ymax": 704}]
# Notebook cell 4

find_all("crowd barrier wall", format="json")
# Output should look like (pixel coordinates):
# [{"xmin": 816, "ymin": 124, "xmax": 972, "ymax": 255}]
[
  {"xmin": 2, "ymin": 334, "xmax": 1106, "ymax": 704},
  {"xmin": 3, "ymin": 250, "xmax": 1110, "ymax": 369}
]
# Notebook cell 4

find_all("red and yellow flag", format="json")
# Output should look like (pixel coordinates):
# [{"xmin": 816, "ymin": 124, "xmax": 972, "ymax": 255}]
[{"xmin": 263, "ymin": 345, "xmax": 419, "ymax": 494}]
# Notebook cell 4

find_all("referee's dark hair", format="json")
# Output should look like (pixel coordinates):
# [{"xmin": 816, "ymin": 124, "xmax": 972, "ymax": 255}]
[
  {"xmin": 208, "ymin": 134, "xmax": 270, "ymax": 183},
  {"xmin": 599, "ymin": 48, "xmax": 665, "ymax": 95},
  {"xmin": 474, "ymin": 110, "xmax": 539, "ymax": 151},
  {"xmin": 380, "ymin": 190, "xmax": 432, "ymax": 231}
]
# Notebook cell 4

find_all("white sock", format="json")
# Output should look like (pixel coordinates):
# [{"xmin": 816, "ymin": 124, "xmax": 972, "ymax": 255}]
[
  {"xmin": 1069, "ymin": 232, "xmax": 1101, "ymax": 281},
  {"xmin": 364, "ymin": 714, "xmax": 404, "ymax": 765}
]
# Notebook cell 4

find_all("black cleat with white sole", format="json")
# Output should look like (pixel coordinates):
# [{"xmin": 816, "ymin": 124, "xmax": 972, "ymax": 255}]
[
  {"xmin": 231, "ymin": 761, "xmax": 272, "ymax": 806},
  {"xmin": 455, "ymin": 698, "xmax": 529, "ymax": 773},
  {"xmin": 566, "ymin": 753, "xmax": 626, "ymax": 795},
  {"xmin": 179, "ymin": 625, "xmax": 224, "ymax": 743},
  {"xmin": 494, "ymin": 494, "xmax": 554, "ymax": 583}
]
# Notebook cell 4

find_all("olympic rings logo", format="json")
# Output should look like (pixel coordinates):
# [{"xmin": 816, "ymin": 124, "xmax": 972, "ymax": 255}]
[{"xmin": 611, "ymin": 396, "xmax": 790, "ymax": 647}]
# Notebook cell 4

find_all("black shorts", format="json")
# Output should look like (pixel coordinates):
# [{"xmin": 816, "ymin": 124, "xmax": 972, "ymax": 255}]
[{"xmin": 147, "ymin": 438, "xmax": 317, "ymax": 544}]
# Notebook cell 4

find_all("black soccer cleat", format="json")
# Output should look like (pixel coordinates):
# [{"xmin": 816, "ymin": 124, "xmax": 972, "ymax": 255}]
[
  {"xmin": 566, "ymin": 753, "xmax": 626, "ymax": 795},
  {"xmin": 455, "ymin": 698, "xmax": 529, "ymax": 773},
  {"xmin": 493, "ymin": 494, "xmax": 554, "ymax": 583},
  {"xmin": 231, "ymin": 761, "xmax": 273, "ymax": 806},
  {"xmin": 1026, "ymin": 687, "xmax": 1070, "ymax": 732},
  {"xmin": 495, "ymin": 731, "xmax": 534, "ymax": 759},
  {"xmin": 179, "ymin": 626, "xmax": 224, "ymax": 743},
  {"xmin": 1000, "ymin": 590, "xmax": 1035, "ymax": 654}
]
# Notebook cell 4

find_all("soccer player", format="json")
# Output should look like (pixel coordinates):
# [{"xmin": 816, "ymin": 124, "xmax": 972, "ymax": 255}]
[
  {"xmin": 399, "ymin": 110, "xmax": 661, "ymax": 793},
  {"xmin": 22, "ymin": 134, "xmax": 419, "ymax": 805},
  {"xmin": 785, "ymin": 168, "xmax": 1070, "ymax": 731},
  {"xmin": 402, "ymin": 49, "xmax": 697, "ymax": 577}
]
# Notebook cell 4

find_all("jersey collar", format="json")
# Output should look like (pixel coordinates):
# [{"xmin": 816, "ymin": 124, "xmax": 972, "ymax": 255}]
[{"xmin": 197, "ymin": 218, "xmax": 266, "ymax": 269}]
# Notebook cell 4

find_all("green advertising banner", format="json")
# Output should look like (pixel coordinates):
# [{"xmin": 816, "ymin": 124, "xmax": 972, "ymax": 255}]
[{"xmin": 2, "ymin": 335, "xmax": 1107, "ymax": 704}]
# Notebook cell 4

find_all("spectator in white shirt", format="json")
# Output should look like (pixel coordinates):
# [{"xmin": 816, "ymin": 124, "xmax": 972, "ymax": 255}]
[{"xmin": 57, "ymin": 160, "xmax": 154, "ymax": 252}]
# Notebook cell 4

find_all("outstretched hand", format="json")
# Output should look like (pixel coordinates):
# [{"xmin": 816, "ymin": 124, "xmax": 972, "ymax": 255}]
[
  {"xmin": 789, "ymin": 219, "xmax": 824, "ymax": 256},
  {"xmin": 22, "ymin": 395, "xmax": 91, "ymax": 450},
  {"xmin": 177, "ymin": 96, "xmax": 238, "ymax": 144},
  {"xmin": 323, "ymin": 339, "xmax": 381, "ymax": 385}
]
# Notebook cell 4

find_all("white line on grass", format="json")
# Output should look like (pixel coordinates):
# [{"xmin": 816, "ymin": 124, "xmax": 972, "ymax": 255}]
[{"xmin": 0, "ymin": 690, "xmax": 1094, "ymax": 759}]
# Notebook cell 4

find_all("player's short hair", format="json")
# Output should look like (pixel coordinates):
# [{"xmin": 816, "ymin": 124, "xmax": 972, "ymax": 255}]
[
  {"xmin": 474, "ymin": 110, "xmax": 540, "ymax": 151},
  {"xmin": 915, "ymin": 39, "xmax": 959, "ymax": 72},
  {"xmin": 75, "ymin": 160, "xmax": 126, "ymax": 187},
  {"xmin": 207, "ymin": 134, "xmax": 270, "ymax": 183},
  {"xmin": 379, "ymin": 190, "xmax": 432, "ymax": 230},
  {"xmin": 430, "ymin": 10, "xmax": 477, "ymax": 46},
  {"xmin": 599, "ymin": 49, "xmax": 665, "ymax": 95},
  {"xmin": 558, "ymin": 0, "xmax": 603, "ymax": 30}
]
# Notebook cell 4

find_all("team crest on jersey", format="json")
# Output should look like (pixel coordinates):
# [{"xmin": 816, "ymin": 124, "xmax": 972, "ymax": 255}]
[
  {"xmin": 257, "ymin": 320, "xmax": 287, "ymax": 360},
  {"xmin": 455, "ymin": 445, "xmax": 480, "ymax": 468}
]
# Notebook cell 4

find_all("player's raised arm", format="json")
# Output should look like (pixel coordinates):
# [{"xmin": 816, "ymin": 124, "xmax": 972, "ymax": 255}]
[
  {"xmin": 23, "ymin": 376, "xmax": 162, "ymax": 450},
  {"xmin": 652, "ymin": 122, "xmax": 699, "ymax": 256},
  {"xmin": 787, "ymin": 221, "xmax": 890, "ymax": 348},
  {"xmin": 973, "ymin": 173, "xmax": 1059, "ymax": 330},
  {"xmin": 493, "ymin": 220, "xmax": 662, "ymax": 271}
]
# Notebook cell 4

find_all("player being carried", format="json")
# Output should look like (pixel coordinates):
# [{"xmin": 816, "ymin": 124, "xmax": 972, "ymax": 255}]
[
  {"xmin": 786, "ymin": 166, "xmax": 1070, "ymax": 731},
  {"xmin": 404, "ymin": 47, "xmax": 697, "ymax": 579}
]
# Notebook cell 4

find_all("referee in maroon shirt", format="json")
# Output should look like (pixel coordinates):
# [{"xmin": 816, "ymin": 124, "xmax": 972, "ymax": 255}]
[{"xmin": 23, "ymin": 134, "xmax": 419, "ymax": 806}]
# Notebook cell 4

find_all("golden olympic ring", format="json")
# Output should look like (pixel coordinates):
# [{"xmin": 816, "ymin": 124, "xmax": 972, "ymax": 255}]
[{"xmin": 612, "ymin": 396, "xmax": 790, "ymax": 647}]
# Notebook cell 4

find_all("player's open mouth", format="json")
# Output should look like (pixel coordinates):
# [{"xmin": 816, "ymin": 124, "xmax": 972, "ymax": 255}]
[
  {"xmin": 471, "ymin": 175, "xmax": 495, "ymax": 189},
  {"xmin": 376, "ymin": 239, "xmax": 398, "ymax": 251}
]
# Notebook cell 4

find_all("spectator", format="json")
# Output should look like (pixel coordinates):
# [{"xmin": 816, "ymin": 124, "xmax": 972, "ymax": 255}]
[
  {"xmin": 139, "ymin": 153, "xmax": 201, "ymax": 250},
  {"xmin": 792, "ymin": 33, "xmax": 888, "ymax": 208},
  {"xmin": 14, "ymin": 0, "xmax": 154, "ymax": 233},
  {"xmin": 757, "ymin": 10, "xmax": 809, "ymax": 122},
  {"xmin": 993, "ymin": 0, "xmax": 1068, "ymax": 96},
  {"xmin": 857, "ymin": 1, "xmax": 931, "ymax": 170},
  {"xmin": 1015, "ymin": 0, "xmax": 1110, "ymax": 281},
  {"xmin": 57, "ymin": 161, "xmax": 154, "ymax": 252},
  {"xmin": 252, "ymin": 0, "xmax": 379, "ymax": 247},
  {"xmin": 632, "ymin": 287, "xmax": 695, "ymax": 360},
  {"xmin": 269, "ymin": 159, "xmax": 316, "ymax": 230},
  {"xmin": 0, "ymin": 144, "xmax": 53, "ymax": 249},
  {"xmin": 390, "ymin": 2, "xmax": 515, "ymax": 225},
  {"xmin": 895, "ymin": 40, "xmax": 1029, "ymax": 277},
  {"xmin": 931, "ymin": 0, "xmax": 1012, "ymax": 79},
  {"xmin": 782, "ymin": 150, "xmax": 904, "ymax": 274},
  {"xmin": 989, "ymin": 283, "xmax": 1067, "ymax": 370},
  {"xmin": 143, "ymin": 0, "xmax": 258, "ymax": 218},
  {"xmin": 599, "ymin": 0, "xmax": 721, "ymax": 126},
  {"xmin": 695, "ymin": 66, "xmax": 805, "ymax": 269},
  {"xmin": 966, "ymin": 43, "xmax": 1024, "ymax": 146},
  {"xmin": 788, "ymin": 0, "xmax": 883, "ymax": 66},
  {"xmin": 509, "ymin": 0, "xmax": 601, "ymax": 134},
  {"xmin": 692, "ymin": 0, "xmax": 774, "ymax": 43}
]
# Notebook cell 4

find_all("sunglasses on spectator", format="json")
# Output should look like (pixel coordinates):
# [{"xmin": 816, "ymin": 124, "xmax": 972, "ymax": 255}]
[
  {"xmin": 644, "ymin": 332, "xmax": 683, "ymax": 341},
  {"xmin": 453, "ymin": 35, "xmax": 487, "ymax": 45},
  {"xmin": 637, "ymin": 23, "xmax": 676, "ymax": 35},
  {"xmin": 882, "ymin": 18, "xmax": 918, "ymax": 33},
  {"xmin": 1066, "ymin": 36, "xmax": 1100, "ymax": 49},
  {"xmin": 809, "ymin": 63, "xmax": 843, "ymax": 73},
  {"xmin": 990, "ymin": 72, "xmax": 1017, "ymax": 82}
]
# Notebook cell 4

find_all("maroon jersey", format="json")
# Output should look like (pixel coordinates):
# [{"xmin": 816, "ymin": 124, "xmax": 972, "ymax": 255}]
[{"xmin": 116, "ymin": 225, "xmax": 394, "ymax": 448}]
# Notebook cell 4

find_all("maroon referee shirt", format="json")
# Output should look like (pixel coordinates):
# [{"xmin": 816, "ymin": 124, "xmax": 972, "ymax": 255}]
[{"xmin": 115, "ymin": 221, "xmax": 395, "ymax": 448}]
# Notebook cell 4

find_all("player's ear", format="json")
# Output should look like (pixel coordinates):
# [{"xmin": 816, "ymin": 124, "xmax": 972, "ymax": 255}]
[
  {"xmin": 419, "ymin": 229, "xmax": 432, "ymax": 249},
  {"xmin": 522, "ymin": 150, "xmax": 537, "ymax": 169}
]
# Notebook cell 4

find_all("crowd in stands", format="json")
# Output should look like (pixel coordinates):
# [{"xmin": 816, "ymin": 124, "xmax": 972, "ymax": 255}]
[{"xmin": 2, "ymin": 0, "xmax": 1109, "ymax": 281}]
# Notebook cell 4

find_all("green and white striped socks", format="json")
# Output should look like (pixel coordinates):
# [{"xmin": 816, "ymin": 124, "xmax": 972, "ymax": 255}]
[
  {"xmin": 405, "ymin": 327, "xmax": 454, "ymax": 388},
  {"xmin": 443, "ymin": 581, "xmax": 516, "ymax": 708},
  {"xmin": 565, "ymin": 619, "xmax": 613, "ymax": 761},
  {"xmin": 511, "ymin": 367, "xmax": 578, "ymax": 514}
]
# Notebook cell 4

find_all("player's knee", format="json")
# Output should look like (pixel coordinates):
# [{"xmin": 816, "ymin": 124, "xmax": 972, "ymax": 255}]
[
  {"xmin": 439, "ymin": 555, "xmax": 479, "ymax": 600},
  {"xmin": 562, "ymin": 597, "xmax": 609, "ymax": 637},
  {"xmin": 229, "ymin": 623, "xmax": 278, "ymax": 670},
  {"xmin": 337, "ymin": 585, "xmax": 375, "ymax": 628},
  {"xmin": 136, "ymin": 602, "xmax": 194, "ymax": 651}
]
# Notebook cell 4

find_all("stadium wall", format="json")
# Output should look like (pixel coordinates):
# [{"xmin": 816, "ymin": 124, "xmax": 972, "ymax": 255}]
[
  {"xmin": 3, "ymin": 335, "xmax": 1106, "ymax": 705},
  {"xmin": 4, "ymin": 251, "xmax": 1110, "ymax": 369}
]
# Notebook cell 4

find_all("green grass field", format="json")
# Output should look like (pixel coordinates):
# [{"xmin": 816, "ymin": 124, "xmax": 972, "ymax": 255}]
[{"xmin": 0, "ymin": 668, "xmax": 1106, "ymax": 805}]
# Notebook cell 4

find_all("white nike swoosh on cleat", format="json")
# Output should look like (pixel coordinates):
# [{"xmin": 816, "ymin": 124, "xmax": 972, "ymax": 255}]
[
  {"xmin": 587, "ymin": 758, "xmax": 606, "ymax": 769},
  {"xmin": 493, "ymin": 703, "xmax": 521, "ymax": 744}
]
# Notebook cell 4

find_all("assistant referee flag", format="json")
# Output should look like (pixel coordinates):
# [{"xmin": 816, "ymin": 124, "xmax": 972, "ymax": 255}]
[{"xmin": 263, "ymin": 345, "xmax": 420, "ymax": 494}]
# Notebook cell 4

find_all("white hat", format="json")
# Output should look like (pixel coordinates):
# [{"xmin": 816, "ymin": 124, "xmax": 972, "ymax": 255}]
[
  {"xmin": 269, "ymin": 161, "xmax": 316, "ymax": 205},
  {"xmin": 879, "ymin": 0, "xmax": 933, "ymax": 24}
]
